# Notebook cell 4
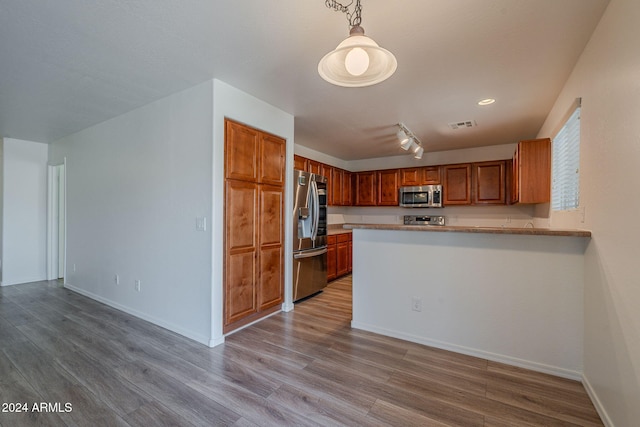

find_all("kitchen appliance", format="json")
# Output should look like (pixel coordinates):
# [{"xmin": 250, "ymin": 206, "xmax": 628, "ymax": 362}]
[
  {"xmin": 292, "ymin": 170, "xmax": 328, "ymax": 301},
  {"xmin": 399, "ymin": 185, "xmax": 443, "ymax": 208},
  {"xmin": 404, "ymin": 215, "xmax": 446, "ymax": 226}
]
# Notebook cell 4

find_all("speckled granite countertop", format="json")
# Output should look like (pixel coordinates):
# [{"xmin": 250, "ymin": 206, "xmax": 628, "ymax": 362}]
[{"xmin": 342, "ymin": 224, "xmax": 591, "ymax": 237}]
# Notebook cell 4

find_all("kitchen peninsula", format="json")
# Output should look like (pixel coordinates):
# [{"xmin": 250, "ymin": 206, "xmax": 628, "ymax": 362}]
[{"xmin": 344, "ymin": 223, "xmax": 591, "ymax": 380}]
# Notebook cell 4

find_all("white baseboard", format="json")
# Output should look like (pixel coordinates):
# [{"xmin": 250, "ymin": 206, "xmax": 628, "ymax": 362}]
[
  {"xmin": 582, "ymin": 374, "xmax": 614, "ymax": 427},
  {"xmin": 208, "ymin": 336, "xmax": 225, "ymax": 348},
  {"xmin": 351, "ymin": 320, "xmax": 582, "ymax": 381},
  {"xmin": 64, "ymin": 282, "xmax": 210, "ymax": 347}
]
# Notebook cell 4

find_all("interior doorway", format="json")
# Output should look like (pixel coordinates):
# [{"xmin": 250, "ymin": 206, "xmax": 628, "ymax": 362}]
[{"xmin": 47, "ymin": 162, "xmax": 66, "ymax": 281}]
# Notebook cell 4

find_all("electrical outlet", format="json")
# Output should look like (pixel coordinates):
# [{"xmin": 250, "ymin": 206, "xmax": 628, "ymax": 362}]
[
  {"xmin": 135, "ymin": 280, "xmax": 141, "ymax": 292},
  {"xmin": 73, "ymin": 264, "xmax": 77, "ymax": 273},
  {"xmin": 115, "ymin": 274, "xmax": 120, "ymax": 285},
  {"xmin": 411, "ymin": 296, "xmax": 422, "ymax": 312}
]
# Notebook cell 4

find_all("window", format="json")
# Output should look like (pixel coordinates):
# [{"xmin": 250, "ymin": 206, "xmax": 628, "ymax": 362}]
[{"xmin": 552, "ymin": 106, "xmax": 581, "ymax": 211}]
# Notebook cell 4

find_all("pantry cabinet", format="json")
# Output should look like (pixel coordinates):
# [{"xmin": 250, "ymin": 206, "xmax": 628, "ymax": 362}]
[{"xmin": 224, "ymin": 119, "xmax": 285, "ymax": 333}]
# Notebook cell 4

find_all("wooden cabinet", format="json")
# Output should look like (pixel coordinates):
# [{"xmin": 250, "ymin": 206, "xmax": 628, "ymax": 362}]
[
  {"xmin": 377, "ymin": 169, "xmax": 400, "ymax": 206},
  {"xmin": 293, "ymin": 154, "xmax": 307, "ymax": 171},
  {"xmin": 355, "ymin": 171, "xmax": 377, "ymax": 206},
  {"xmin": 443, "ymin": 164, "xmax": 472, "ymax": 205},
  {"xmin": 336, "ymin": 233, "xmax": 350, "ymax": 277},
  {"xmin": 321, "ymin": 163, "xmax": 333, "ymax": 206},
  {"xmin": 473, "ymin": 161, "xmax": 506, "ymax": 205},
  {"xmin": 327, "ymin": 235, "xmax": 337, "ymax": 282},
  {"xmin": 511, "ymin": 138, "xmax": 551, "ymax": 204},
  {"xmin": 342, "ymin": 171, "xmax": 352, "ymax": 206},
  {"xmin": 444, "ymin": 162, "xmax": 507, "ymax": 206},
  {"xmin": 224, "ymin": 119, "xmax": 285, "ymax": 333},
  {"xmin": 331, "ymin": 167, "xmax": 343, "ymax": 206},
  {"xmin": 308, "ymin": 159, "xmax": 322, "ymax": 175},
  {"xmin": 327, "ymin": 232, "xmax": 352, "ymax": 282},
  {"xmin": 400, "ymin": 166, "xmax": 441, "ymax": 186}
]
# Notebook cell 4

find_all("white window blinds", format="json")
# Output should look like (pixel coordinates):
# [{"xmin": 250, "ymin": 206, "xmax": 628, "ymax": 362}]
[{"xmin": 552, "ymin": 106, "xmax": 581, "ymax": 211}]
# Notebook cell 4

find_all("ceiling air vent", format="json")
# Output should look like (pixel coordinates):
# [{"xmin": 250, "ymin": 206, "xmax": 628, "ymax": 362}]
[{"xmin": 448, "ymin": 120, "xmax": 477, "ymax": 130}]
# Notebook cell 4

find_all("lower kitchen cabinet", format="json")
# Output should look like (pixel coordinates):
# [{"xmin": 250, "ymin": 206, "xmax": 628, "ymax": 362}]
[
  {"xmin": 327, "ymin": 235, "xmax": 337, "ymax": 281},
  {"xmin": 327, "ymin": 232, "xmax": 352, "ymax": 282}
]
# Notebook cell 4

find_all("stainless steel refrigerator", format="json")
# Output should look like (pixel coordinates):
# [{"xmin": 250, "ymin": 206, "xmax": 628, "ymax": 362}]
[{"xmin": 292, "ymin": 170, "xmax": 328, "ymax": 301}]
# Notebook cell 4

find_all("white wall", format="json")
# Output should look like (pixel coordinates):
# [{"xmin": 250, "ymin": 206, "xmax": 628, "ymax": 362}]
[
  {"xmin": 211, "ymin": 80, "xmax": 295, "ymax": 345},
  {"xmin": 536, "ymin": 0, "xmax": 640, "ymax": 424},
  {"xmin": 49, "ymin": 81, "xmax": 214, "ymax": 345},
  {"xmin": 1, "ymin": 138, "xmax": 48, "ymax": 286},
  {"xmin": 352, "ymin": 228, "xmax": 587, "ymax": 379}
]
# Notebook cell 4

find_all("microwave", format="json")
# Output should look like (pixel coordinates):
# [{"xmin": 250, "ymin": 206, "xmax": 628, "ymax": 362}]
[{"xmin": 399, "ymin": 185, "xmax": 443, "ymax": 208}]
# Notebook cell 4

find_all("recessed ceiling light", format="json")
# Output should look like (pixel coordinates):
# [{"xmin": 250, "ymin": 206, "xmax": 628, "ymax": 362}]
[{"xmin": 478, "ymin": 98, "xmax": 496, "ymax": 106}]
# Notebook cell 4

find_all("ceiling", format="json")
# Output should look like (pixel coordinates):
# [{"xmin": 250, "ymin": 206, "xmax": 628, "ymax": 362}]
[{"xmin": 0, "ymin": 0, "xmax": 609, "ymax": 161}]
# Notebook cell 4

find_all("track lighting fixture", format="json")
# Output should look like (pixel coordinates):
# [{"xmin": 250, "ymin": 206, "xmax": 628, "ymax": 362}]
[{"xmin": 396, "ymin": 123, "xmax": 425, "ymax": 160}]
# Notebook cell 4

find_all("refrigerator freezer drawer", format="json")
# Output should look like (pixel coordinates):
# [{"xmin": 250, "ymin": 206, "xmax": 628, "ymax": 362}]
[{"xmin": 293, "ymin": 248, "xmax": 327, "ymax": 301}]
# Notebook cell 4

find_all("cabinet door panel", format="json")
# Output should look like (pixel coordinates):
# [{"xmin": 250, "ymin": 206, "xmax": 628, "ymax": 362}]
[
  {"xmin": 260, "ymin": 134, "xmax": 285, "ymax": 185},
  {"xmin": 226, "ymin": 181, "xmax": 257, "ymax": 250},
  {"xmin": 327, "ymin": 243, "xmax": 337, "ymax": 281},
  {"xmin": 473, "ymin": 161, "xmax": 506, "ymax": 204},
  {"xmin": 355, "ymin": 172, "xmax": 377, "ymax": 206},
  {"xmin": 424, "ymin": 166, "xmax": 441, "ymax": 184},
  {"xmin": 258, "ymin": 246, "xmax": 283, "ymax": 310},
  {"xmin": 225, "ymin": 251, "xmax": 257, "ymax": 324},
  {"xmin": 259, "ymin": 186, "xmax": 283, "ymax": 246},
  {"xmin": 225, "ymin": 120, "xmax": 259, "ymax": 182},
  {"xmin": 377, "ymin": 169, "xmax": 399, "ymax": 206},
  {"xmin": 336, "ymin": 242, "xmax": 349, "ymax": 277},
  {"xmin": 443, "ymin": 164, "xmax": 471, "ymax": 205},
  {"xmin": 332, "ymin": 168, "xmax": 343, "ymax": 206},
  {"xmin": 342, "ymin": 171, "xmax": 352, "ymax": 206},
  {"xmin": 294, "ymin": 155, "xmax": 307, "ymax": 171},
  {"xmin": 400, "ymin": 168, "xmax": 422, "ymax": 186},
  {"xmin": 308, "ymin": 160, "xmax": 322, "ymax": 175}
]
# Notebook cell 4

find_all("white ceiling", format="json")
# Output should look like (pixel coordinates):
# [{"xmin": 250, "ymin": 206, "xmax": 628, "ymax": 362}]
[{"xmin": 0, "ymin": 0, "xmax": 609, "ymax": 160}]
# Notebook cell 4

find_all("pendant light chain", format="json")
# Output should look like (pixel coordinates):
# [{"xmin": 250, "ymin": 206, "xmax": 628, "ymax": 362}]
[{"xmin": 324, "ymin": 0, "xmax": 362, "ymax": 27}]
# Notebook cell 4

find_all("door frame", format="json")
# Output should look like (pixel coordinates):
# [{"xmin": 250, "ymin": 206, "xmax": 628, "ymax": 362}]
[{"xmin": 46, "ymin": 160, "xmax": 66, "ymax": 281}]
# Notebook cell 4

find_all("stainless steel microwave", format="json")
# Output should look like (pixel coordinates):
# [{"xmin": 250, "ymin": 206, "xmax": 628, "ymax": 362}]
[{"xmin": 399, "ymin": 185, "xmax": 443, "ymax": 208}]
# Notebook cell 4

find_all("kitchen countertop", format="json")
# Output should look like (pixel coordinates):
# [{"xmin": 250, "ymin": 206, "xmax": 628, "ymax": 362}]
[
  {"xmin": 342, "ymin": 223, "xmax": 591, "ymax": 238},
  {"xmin": 327, "ymin": 228, "xmax": 352, "ymax": 236}
]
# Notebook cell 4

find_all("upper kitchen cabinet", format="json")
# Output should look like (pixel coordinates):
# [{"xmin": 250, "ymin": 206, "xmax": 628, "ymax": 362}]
[
  {"xmin": 400, "ymin": 166, "xmax": 441, "ymax": 186},
  {"xmin": 308, "ymin": 159, "xmax": 322, "ymax": 175},
  {"xmin": 443, "ymin": 164, "xmax": 472, "ymax": 205},
  {"xmin": 331, "ymin": 167, "xmax": 344, "ymax": 206},
  {"xmin": 511, "ymin": 138, "xmax": 551, "ymax": 204},
  {"xmin": 342, "ymin": 171, "xmax": 353, "ymax": 206},
  {"xmin": 293, "ymin": 154, "xmax": 307, "ymax": 171},
  {"xmin": 473, "ymin": 161, "xmax": 506, "ymax": 205},
  {"xmin": 225, "ymin": 120, "xmax": 259, "ymax": 182},
  {"xmin": 260, "ymin": 134, "xmax": 286, "ymax": 186},
  {"xmin": 355, "ymin": 171, "xmax": 377, "ymax": 206},
  {"xmin": 226, "ymin": 119, "xmax": 285, "ymax": 186},
  {"xmin": 377, "ymin": 169, "xmax": 400, "ymax": 206}
]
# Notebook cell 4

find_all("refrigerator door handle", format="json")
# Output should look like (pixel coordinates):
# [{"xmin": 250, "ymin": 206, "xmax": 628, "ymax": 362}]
[
  {"xmin": 310, "ymin": 179, "xmax": 319, "ymax": 241},
  {"xmin": 293, "ymin": 247, "xmax": 328, "ymax": 259}
]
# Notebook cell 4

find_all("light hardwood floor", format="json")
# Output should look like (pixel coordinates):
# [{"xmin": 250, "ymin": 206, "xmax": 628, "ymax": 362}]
[{"xmin": 0, "ymin": 277, "xmax": 602, "ymax": 426}]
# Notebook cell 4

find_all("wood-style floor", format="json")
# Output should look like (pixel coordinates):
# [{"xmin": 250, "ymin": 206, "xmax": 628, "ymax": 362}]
[{"xmin": 0, "ymin": 276, "xmax": 602, "ymax": 426}]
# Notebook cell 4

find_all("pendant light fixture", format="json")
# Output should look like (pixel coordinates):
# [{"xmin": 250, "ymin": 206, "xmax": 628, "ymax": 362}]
[{"xmin": 318, "ymin": 0, "xmax": 397, "ymax": 87}]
